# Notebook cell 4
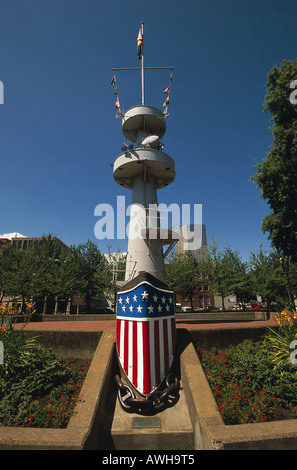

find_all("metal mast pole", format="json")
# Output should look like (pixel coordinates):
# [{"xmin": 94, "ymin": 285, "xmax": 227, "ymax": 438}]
[{"xmin": 141, "ymin": 22, "xmax": 145, "ymax": 105}]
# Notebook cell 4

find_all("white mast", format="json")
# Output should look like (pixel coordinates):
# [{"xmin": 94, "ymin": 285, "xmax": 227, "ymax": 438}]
[
  {"xmin": 112, "ymin": 25, "xmax": 176, "ymax": 282},
  {"xmin": 141, "ymin": 22, "xmax": 145, "ymax": 105}
]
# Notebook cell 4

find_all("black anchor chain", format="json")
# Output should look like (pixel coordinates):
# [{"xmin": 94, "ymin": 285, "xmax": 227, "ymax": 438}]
[{"xmin": 115, "ymin": 372, "xmax": 180, "ymax": 412}]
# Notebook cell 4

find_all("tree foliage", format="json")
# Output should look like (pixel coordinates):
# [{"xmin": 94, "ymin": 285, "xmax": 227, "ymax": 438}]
[
  {"xmin": 252, "ymin": 59, "xmax": 297, "ymax": 261},
  {"xmin": 165, "ymin": 250, "xmax": 200, "ymax": 308},
  {"xmin": 0, "ymin": 235, "xmax": 112, "ymax": 313},
  {"xmin": 248, "ymin": 244, "xmax": 286, "ymax": 309},
  {"xmin": 200, "ymin": 238, "xmax": 238, "ymax": 310}
]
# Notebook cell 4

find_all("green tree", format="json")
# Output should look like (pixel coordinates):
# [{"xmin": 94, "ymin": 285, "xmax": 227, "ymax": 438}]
[
  {"xmin": 29, "ymin": 236, "xmax": 66, "ymax": 306},
  {"xmin": 165, "ymin": 250, "xmax": 200, "ymax": 309},
  {"xmin": 0, "ymin": 236, "xmax": 112, "ymax": 314},
  {"xmin": 224, "ymin": 247, "xmax": 254, "ymax": 308},
  {"xmin": 0, "ymin": 243, "xmax": 37, "ymax": 311},
  {"xmin": 74, "ymin": 240, "xmax": 112, "ymax": 312},
  {"xmin": 248, "ymin": 244, "xmax": 286, "ymax": 310},
  {"xmin": 201, "ymin": 238, "xmax": 240, "ymax": 311},
  {"xmin": 252, "ymin": 59, "xmax": 297, "ymax": 261},
  {"xmin": 49, "ymin": 243, "xmax": 87, "ymax": 313}
]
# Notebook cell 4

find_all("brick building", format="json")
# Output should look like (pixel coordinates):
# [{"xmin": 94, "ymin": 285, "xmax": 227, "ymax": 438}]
[{"xmin": 174, "ymin": 224, "xmax": 215, "ymax": 310}]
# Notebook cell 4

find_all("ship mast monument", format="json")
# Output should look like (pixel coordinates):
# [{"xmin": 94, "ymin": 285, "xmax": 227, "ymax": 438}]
[{"xmin": 112, "ymin": 23, "xmax": 179, "ymax": 411}]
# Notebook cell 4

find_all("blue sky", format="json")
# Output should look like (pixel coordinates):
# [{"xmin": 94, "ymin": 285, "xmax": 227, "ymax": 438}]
[{"xmin": 0, "ymin": 0, "xmax": 296, "ymax": 261}]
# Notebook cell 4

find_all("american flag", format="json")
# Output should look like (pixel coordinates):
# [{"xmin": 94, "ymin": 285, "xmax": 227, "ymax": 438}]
[{"xmin": 116, "ymin": 281, "xmax": 176, "ymax": 396}]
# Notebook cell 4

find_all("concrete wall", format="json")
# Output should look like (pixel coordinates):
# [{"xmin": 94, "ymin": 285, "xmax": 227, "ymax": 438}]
[
  {"xmin": 2, "ymin": 326, "xmax": 297, "ymax": 450},
  {"xmin": 16, "ymin": 330, "xmax": 102, "ymax": 358},
  {"xmin": 182, "ymin": 328, "xmax": 297, "ymax": 450}
]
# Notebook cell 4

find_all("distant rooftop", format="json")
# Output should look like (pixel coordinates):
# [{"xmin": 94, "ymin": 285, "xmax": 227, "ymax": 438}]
[{"xmin": 0, "ymin": 232, "xmax": 27, "ymax": 240}]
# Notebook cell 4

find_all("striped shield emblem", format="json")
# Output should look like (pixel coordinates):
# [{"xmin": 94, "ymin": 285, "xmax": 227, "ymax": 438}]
[{"xmin": 116, "ymin": 276, "xmax": 176, "ymax": 397}]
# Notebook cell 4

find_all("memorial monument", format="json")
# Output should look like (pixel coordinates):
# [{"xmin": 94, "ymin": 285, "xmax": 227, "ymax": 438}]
[{"xmin": 111, "ymin": 23, "xmax": 179, "ymax": 412}]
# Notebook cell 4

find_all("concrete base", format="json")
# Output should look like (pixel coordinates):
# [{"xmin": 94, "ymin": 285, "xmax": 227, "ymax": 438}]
[
  {"xmin": 110, "ymin": 384, "xmax": 193, "ymax": 450},
  {"xmin": 110, "ymin": 364, "xmax": 193, "ymax": 450}
]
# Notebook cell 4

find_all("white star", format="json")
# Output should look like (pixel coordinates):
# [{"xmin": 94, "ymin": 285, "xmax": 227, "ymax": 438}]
[
  {"xmin": 157, "ymin": 304, "xmax": 162, "ymax": 312},
  {"xmin": 169, "ymin": 297, "xmax": 173, "ymax": 303},
  {"xmin": 161, "ymin": 296, "xmax": 166, "ymax": 304},
  {"xmin": 153, "ymin": 294, "xmax": 158, "ymax": 302},
  {"xmin": 165, "ymin": 304, "xmax": 170, "ymax": 312},
  {"xmin": 133, "ymin": 294, "xmax": 138, "ymax": 302},
  {"xmin": 122, "ymin": 305, "xmax": 126, "ymax": 312},
  {"xmin": 148, "ymin": 305, "xmax": 154, "ymax": 313},
  {"xmin": 141, "ymin": 290, "xmax": 149, "ymax": 300},
  {"xmin": 129, "ymin": 305, "xmax": 134, "ymax": 312},
  {"xmin": 137, "ymin": 305, "xmax": 143, "ymax": 313},
  {"xmin": 125, "ymin": 296, "xmax": 130, "ymax": 304},
  {"xmin": 118, "ymin": 297, "xmax": 123, "ymax": 304}
]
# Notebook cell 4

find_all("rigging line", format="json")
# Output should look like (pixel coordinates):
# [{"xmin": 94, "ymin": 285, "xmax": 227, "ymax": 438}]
[{"xmin": 112, "ymin": 70, "xmax": 124, "ymax": 118}]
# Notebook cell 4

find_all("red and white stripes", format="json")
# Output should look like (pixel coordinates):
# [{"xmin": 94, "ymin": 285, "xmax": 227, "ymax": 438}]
[{"xmin": 116, "ymin": 316, "xmax": 176, "ymax": 396}]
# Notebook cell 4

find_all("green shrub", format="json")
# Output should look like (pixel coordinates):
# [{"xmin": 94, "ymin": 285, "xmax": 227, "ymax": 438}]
[
  {"xmin": 198, "ymin": 339, "xmax": 297, "ymax": 425},
  {"xmin": 0, "ymin": 303, "xmax": 86, "ymax": 427},
  {"xmin": 264, "ymin": 307, "xmax": 297, "ymax": 369},
  {"xmin": 0, "ymin": 341, "xmax": 85, "ymax": 427}
]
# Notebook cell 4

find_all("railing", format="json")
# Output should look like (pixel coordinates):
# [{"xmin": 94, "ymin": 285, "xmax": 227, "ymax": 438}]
[{"xmin": 135, "ymin": 205, "xmax": 180, "ymax": 238}]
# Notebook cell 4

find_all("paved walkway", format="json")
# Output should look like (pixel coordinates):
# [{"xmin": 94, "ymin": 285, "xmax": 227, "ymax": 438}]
[{"xmin": 14, "ymin": 318, "xmax": 276, "ymax": 331}]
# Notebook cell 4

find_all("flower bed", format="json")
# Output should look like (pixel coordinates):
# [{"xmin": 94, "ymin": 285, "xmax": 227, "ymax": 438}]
[
  {"xmin": 0, "ymin": 302, "xmax": 89, "ymax": 428},
  {"xmin": 198, "ymin": 338, "xmax": 297, "ymax": 425}
]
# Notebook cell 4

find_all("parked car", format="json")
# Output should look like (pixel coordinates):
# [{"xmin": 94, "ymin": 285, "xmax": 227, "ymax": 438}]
[
  {"xmin": 231, "ymin": 304, "xmax": 242, "ymax": 310},
  {"xmin": 181, "ymin": 306, "xmax": 192, "ymax": 313},
  {"xmin": 251, "ymin": 303, "xmax": 261, "ymax": 310}
]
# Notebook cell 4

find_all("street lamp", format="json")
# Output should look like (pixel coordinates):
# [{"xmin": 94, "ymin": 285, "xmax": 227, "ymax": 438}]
[{"xmin": 279, "ymin": 256, "xmax": 295, "ymax": 310}]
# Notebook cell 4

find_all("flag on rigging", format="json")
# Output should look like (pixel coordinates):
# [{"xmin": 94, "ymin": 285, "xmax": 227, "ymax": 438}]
[
  {"xmin": 115, "ymin": 97, "xmax": 120, "ymax": 109},
  {"xmin": 137, "ymin": 24, "xmax": 143, "ymax": 60},
  {"xmin": 110, "ymin": 75, "xmax": 116, "ymax": 85},
  {"xmin": 163, "ymin": 86, "xmax": 170, "ymax": 94},
  {"xmin": 163, "ymin": 96, "xmax": 169, "ymax": 107}
]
